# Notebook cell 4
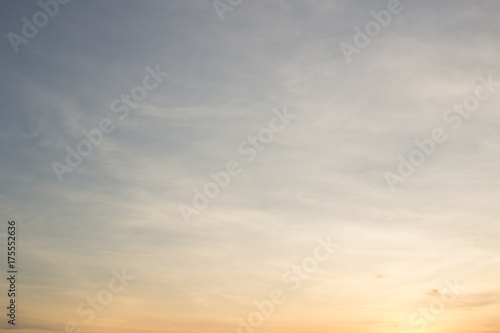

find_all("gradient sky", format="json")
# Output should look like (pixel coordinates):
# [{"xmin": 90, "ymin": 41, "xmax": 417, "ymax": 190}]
[{"xmin": 1, "ymin": 1, "xmax": 499, "ymax": 333}]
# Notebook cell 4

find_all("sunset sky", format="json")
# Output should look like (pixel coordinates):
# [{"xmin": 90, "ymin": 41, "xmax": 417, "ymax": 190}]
[{"xmin": 0, "ymin": 1, "xmax": 499, "ymax": 333}]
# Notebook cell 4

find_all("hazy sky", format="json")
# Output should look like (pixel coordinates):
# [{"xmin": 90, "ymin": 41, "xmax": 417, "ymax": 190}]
[{"xmin": 1, "ymin": 1, "xmax": 499, "ymax": 333}]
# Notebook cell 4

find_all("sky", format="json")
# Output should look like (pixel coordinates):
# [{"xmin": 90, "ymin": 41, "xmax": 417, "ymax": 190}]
[{"xmin": 0, "ymin": 0, "xmax": 499, "ymax": 332}]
